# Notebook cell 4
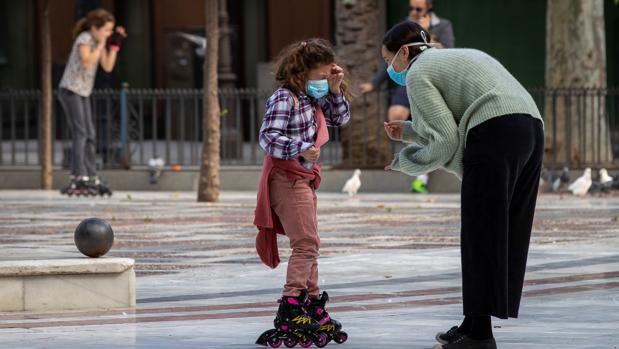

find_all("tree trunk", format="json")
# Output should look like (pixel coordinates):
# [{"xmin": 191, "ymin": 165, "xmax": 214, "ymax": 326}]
[
  {"xmin": 545, "ymin": 0, "xmax": 611, "ymax": 167},
  {"xmin": 38, "ymin": 0, "xmax": 53, "ymax": 189},
  {"xmin": 334, "ymin": 0, "xmax": 392, "ymax": 168},
  {"xmin": 197, "ymin": 0, "xmax": 220, "ymax": 202}
]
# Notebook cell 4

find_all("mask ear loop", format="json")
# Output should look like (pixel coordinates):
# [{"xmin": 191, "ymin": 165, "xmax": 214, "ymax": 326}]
[{"xmin": 406, "ymin": 32, "xmax": 430, "ymax": 70}]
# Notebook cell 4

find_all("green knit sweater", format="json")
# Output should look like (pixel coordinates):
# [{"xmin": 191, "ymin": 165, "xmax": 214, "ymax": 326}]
[{"xmin": 390, "ymin": 48, "xmax": 543, "ymax": 179}]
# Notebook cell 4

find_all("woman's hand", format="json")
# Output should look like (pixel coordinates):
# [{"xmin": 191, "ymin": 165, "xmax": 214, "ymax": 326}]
[
  {"xmin": 384, "ymin": 120, "xmax": 405, "ymax": 141},
  {"xmin": 328, "ymin": 64, "xmax": 344, "ymax": 95},
  {"xmin": 299, "ymin": 146, "xmax": 321, "ymax": 162},
  {"xmin": 115, "ymin": 26, "xmax": 127, "ymax": 37}
]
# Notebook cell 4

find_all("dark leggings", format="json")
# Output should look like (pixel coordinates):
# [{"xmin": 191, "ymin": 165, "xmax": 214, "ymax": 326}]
[
  {"xmin": 58, "ymin": 88, "xmax": 96, "ymax": 177},
  {"xmin": 461, "ymin": 114, "xmax": 544, "ymax": 319}
]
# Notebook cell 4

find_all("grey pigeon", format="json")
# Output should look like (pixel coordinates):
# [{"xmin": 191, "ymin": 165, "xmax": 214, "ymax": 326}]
[
  {"xmin": 148, "ymin": 157, "xmax": 165, "ymax": 184},
  {"xmin": 599, "ymin": 168, "xmax": 614, "ymax": 193},
  {"xmin": 547, "ymin": 167, "xmax": 570, "ymax": 193},
  {"xmin": 590, "ymin": 169, "xmax": 614, "ymax": 195}
]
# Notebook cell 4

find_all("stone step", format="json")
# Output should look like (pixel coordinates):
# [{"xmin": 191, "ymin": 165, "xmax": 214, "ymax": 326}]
[
  {"xmin": 0, "ymin": 258, "xmax": 136, "ymax": 312},
  {"xmin": 0, "ymin": 168, "xmax": 463, "ymax": 193}
]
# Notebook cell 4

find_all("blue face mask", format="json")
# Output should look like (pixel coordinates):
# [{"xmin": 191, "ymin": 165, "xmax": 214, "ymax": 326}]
[
  {"xmin": 387, "ymin": 63, "xmax": 410, "ymax": 87},
  {"xmin": 386, "ymin": 37, "xmax": 431, "ymax": 86},
  {"xmin": 305, "ymin": 79, "xmax": 329, "ymax": 99}
]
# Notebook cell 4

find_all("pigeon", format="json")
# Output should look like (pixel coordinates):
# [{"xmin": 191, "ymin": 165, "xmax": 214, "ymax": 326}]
[
  {"xmin": 342, "ymin": 169, "xmax": 362, "ymax": 198},
  {"xmin": 600, "ymin": 168, "xmax": 613, "ymax": 185},
  {"xmin": 550, "ymin": 167, "xmax": 570, "ymax": 193},
  {"xmin": 568, "ymin": 168, "xmax": 592, "ymax": 196},
  {"xmin": 148, "ymin": 157, "xmax": 165, "ymax": 184},
  {"xmin": 598, "ymin": 168, "xmax": 614, "ymax": 194}
]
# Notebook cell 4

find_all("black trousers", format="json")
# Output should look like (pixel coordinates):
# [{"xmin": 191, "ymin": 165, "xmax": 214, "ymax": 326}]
[{"xmin": 461, "ymin": 114, "xmax": 544, "ymax": 319}]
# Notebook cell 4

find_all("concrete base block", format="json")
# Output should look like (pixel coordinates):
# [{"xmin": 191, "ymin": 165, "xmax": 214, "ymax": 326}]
[{"xmin": 0, "ymin": 258, "xmax": 136, "ymax": 312}]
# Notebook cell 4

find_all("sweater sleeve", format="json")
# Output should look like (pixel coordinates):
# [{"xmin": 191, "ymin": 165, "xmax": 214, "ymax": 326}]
[
  {"xmin": 389, "ymin": 74, "xmax": 459, "ymax": 176},
  {"xmin": 401, "ymin": 120, "xmax": 430, "ymax": 145},
  {"xmin": 318, "ymin": 92, "xmax": 351, "ymax": 127}
]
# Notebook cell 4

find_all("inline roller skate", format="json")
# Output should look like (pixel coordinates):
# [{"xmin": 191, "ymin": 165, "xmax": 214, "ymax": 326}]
[
  {"xmin": 60, "ymin": 177, "xmax": 97, "ymax": 197},
  {"xmin": 256, "ymin": 290, "xmax": 328, "ymax": 348}
]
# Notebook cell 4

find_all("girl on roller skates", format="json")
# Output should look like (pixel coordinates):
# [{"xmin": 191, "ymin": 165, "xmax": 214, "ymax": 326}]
[
  {"xmin": 254, "ymin": 38, "xmax": 351, "ymax": 348},
  {"xmin": 59, "ymin": 9, "xmax": 126, "ymax": 197}
]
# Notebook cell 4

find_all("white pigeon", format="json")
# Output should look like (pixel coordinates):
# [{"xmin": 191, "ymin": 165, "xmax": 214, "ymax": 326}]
[
  {"xmin": 568, "ymin": 168, "xmax": 592, "ymax": 196},
  {"xmin": 599, "ymin": 168, "xmax": 613, "ymax": 185},
  {"xmin": 342, "ymin": 169, "xmax": 362, "ymax": 198}
]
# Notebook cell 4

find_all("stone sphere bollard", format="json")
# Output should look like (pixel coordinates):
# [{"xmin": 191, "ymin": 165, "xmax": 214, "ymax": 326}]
[{"xmin": 74, "ymin": 218, "xmax": 114, "ymax": 258}]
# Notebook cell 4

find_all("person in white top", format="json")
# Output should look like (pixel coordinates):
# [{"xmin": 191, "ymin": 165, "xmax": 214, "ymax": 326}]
[{"xmin": 58, "ymin": 8, "xmax": 126, "ymax": 195}]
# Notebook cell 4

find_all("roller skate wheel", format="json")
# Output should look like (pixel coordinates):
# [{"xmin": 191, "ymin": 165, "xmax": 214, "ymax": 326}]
[
  {"xmin": 268, "ymin": 336, "xmax": 283, "ymax": 348},
  {"xmin": 299, "ymin": 336, "xmax": 313, "ymax": 348},
  {"xmin": 256, "ymin": 329, "xmax": 277, "ymax": 346},
  {"xmin": 314, "ymin": 333, "xmax": 329, "ymax": 348},
  {"xmin": 284, "ymin": 337, "xmax": 298, "ymax": 348},
  {"xmin": 334, "ymin": 332, "xmax": 348, "ymax": 344}
]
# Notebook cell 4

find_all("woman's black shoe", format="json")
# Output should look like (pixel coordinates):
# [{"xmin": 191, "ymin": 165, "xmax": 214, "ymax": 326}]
[
  {"xmin": 433, "ymin": 335, "xmax": 497, "ymax": 349},
  {"xmin": 435, "ymin": 325, "xmax": 466, "ymax": 344}
]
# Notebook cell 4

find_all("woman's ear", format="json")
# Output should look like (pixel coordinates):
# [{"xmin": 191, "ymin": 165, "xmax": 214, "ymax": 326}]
[{"xmin": 400, "ymin": 45, "xmax": 409, "ymax": 61}]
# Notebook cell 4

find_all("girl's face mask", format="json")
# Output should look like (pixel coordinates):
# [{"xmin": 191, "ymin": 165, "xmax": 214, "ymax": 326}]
[{"xmin": 305, "ymin": 79, "xmax": 329, "ymax": 99}]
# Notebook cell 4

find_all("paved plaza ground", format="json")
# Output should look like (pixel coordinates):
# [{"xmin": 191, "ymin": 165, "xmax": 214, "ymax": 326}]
[{"xmin": 0, "ymin": 190, "xmax": 618, "ymax": 349}]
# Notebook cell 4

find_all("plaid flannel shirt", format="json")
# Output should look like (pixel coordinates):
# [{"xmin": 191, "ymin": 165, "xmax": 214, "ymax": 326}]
[{"xmin": 259, "ymin": 88, "xmax": 351, "ymax": 160}]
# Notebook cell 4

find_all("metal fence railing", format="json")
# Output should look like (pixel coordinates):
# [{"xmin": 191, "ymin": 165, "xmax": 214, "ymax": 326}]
[
  {"xmin": 529, "ymin": 88, "xmax": 619, "ymax": 168},
  {"xmin": 0, "ymin": 87, "xmax": 617, "ymax": 170}
]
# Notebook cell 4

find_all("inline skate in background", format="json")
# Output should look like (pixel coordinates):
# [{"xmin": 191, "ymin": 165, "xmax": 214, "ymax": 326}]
[{"xmin": 60, "ymin": 176, "xmax": 112, "ymax": 197}]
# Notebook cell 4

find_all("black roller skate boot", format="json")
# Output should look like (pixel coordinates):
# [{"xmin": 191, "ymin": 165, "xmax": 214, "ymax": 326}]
[
  {"xmin": 61, "ymin": 177, "xmax": 92, "ymax": 197},
  {"xmin": 90, "ymin": 176, "xmax": 112, "ymax": 197},
  {"xmin": 307, "ymin": 291, "xmax": 347, "ymax": 344},
  {"xmin": 256, "ymin": 290, "xmax": 328, "ymax": 348}
]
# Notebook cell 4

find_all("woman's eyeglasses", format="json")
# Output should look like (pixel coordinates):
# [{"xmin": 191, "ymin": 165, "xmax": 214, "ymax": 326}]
[{"xmin": 409, "ymin": 6, "xmax": 425, "ymax": 13}]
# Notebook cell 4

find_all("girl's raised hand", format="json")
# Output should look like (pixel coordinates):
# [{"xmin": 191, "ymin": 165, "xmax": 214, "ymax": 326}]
[{"xmin": 328, "ymin": 64, "xmax": 344, "ymax": 95}]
